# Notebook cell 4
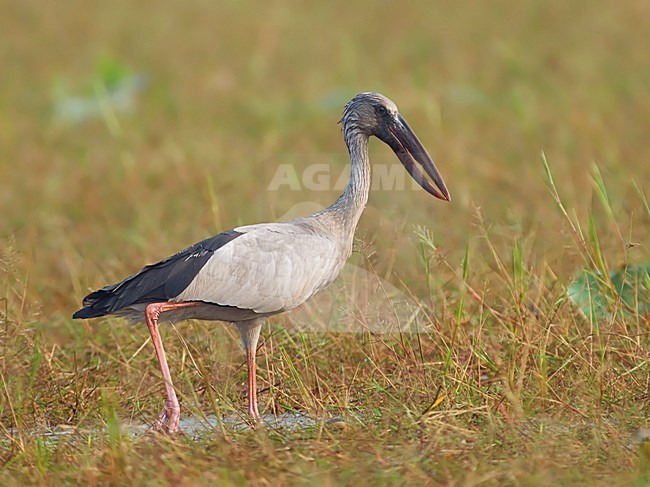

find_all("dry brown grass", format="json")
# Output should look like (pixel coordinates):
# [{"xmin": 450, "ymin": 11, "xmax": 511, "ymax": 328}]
[{"xmin": 1, "ymin": 1, "xmax": 649, "ymax": 484}]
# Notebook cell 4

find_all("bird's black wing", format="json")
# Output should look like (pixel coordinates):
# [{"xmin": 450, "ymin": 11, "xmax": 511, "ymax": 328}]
[{"xmin": 72, "ymin": 230, "xmax": 243, "ymax": 319}]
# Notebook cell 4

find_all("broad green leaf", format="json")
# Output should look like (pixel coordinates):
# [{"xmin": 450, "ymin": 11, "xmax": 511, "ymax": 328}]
[{"xmin": 567, "ymin": 263, "xmax": 649, "ymax": 323}]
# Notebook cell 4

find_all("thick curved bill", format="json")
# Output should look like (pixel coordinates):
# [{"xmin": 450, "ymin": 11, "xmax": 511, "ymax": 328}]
[{"xmin": 385, "ymin": 114, "xmax": 451, "ymax": 201}]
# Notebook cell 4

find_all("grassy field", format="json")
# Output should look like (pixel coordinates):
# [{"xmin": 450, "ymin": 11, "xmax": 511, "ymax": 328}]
[{"xmin": 1, "ymin": 0, "xmax": 649, "ymax": 484}]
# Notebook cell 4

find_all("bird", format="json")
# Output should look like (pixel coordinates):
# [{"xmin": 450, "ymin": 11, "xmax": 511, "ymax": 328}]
[{"xmin": 73, "ymin": 92, "xmax": 450, "ymax": 434}]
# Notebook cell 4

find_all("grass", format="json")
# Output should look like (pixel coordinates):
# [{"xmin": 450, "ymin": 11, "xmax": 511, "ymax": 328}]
[{"xmin": 1, "ymin": 0, "xmax": 649, "ymax": 484}]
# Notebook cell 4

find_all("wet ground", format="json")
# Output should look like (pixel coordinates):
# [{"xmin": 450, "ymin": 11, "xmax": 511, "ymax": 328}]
[
  {"xmin": 3, "ymin": 412, "xmax": 346, "ymax": 446},
  {"xmin": 153, "ymin": 412, "xmax": 322, "ymax": 436}
]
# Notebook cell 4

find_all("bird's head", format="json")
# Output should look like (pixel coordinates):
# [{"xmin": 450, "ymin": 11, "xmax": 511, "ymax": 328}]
[{"xmin": 341, "ymin": 92, "xmax": 451, "ymax": 201}]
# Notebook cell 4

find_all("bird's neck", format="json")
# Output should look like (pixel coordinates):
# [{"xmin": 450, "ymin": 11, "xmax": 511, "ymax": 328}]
[
  {"xmin": 320, "ymin": 129, "xmax": 371, "ymax": 234},
  {"xmin": 342, "ymin": 130, "xmax": 371, "ymax": 214}
]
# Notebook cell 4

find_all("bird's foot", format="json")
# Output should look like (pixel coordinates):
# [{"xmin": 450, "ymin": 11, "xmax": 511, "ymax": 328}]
[
  {"xmin": 247, "ymin": 406, "xmax": 263, "ymax": 429},
  {"xmin": 151, "ymin": 401, "xmax": 181, "ymax": 434}
]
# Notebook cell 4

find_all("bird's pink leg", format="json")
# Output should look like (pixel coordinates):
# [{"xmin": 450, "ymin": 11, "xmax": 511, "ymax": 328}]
[
  {"xmin": 236, "ymin": 321, "xmax": 263, "ymax": 421},
  {"xmin": 144, "ymin": 301, "xmax": 200, "ymax": 434}
]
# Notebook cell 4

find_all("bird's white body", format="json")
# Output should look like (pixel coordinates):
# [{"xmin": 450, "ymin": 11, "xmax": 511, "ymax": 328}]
[{"xmin": 176, "ymin": 221, "xmax": 349, "ymax": 313}]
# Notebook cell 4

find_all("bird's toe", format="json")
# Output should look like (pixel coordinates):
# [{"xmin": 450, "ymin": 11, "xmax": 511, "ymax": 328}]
[{"xmin": 151, "ymin": 405, "xmax": 181, "ymax": 434}]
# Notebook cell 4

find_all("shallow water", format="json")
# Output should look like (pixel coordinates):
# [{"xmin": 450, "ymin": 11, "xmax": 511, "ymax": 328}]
[
  {"xmin": 128, "ymin": 411, "xmax": 322, "ymax": 436},
  {"xmin": 3, "ymin": 412, "xmax": 328, "ymax": 446}
]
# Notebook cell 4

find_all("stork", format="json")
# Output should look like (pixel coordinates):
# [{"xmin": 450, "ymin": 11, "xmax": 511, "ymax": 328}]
[{"xmin": 73, "ymin": 92, "xmax": 450, "ymax": 433}]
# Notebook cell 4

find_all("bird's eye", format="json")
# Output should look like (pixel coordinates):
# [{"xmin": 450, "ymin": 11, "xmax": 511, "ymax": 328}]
[{"xmin": 375, "ymin": 105, "xmax": 388, "ymax": 116}]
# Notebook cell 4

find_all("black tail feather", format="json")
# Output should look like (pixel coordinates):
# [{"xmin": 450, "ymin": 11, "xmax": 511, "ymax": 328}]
[
  {"xmin": 72, "ymin": 306, "xmax": 109, "ymax": 319},
  {"xmin": 72, "ymin": 288, "xmax": 117, "ymax": 319}
]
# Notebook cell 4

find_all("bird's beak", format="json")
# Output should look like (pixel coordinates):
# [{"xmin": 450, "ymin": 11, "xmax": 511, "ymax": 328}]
[{"xmin": 379, "ymin": 114, "xmax": 451, "ymax": 201}]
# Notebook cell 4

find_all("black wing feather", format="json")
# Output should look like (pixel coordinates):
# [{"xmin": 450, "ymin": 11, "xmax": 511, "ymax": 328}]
[{"xmin": 72, "ymin": 230, "xmax": 243, "ymax": 319}]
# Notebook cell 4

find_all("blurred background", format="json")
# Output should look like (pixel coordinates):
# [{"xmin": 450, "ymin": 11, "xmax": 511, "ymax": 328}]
[
  {"xmin": 2, "ymin": 1, "xmax": 649, "ymax": 320},
  {"xmin": 4, "ymin": 1, "xmax": 650, "ymax": 299}
]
